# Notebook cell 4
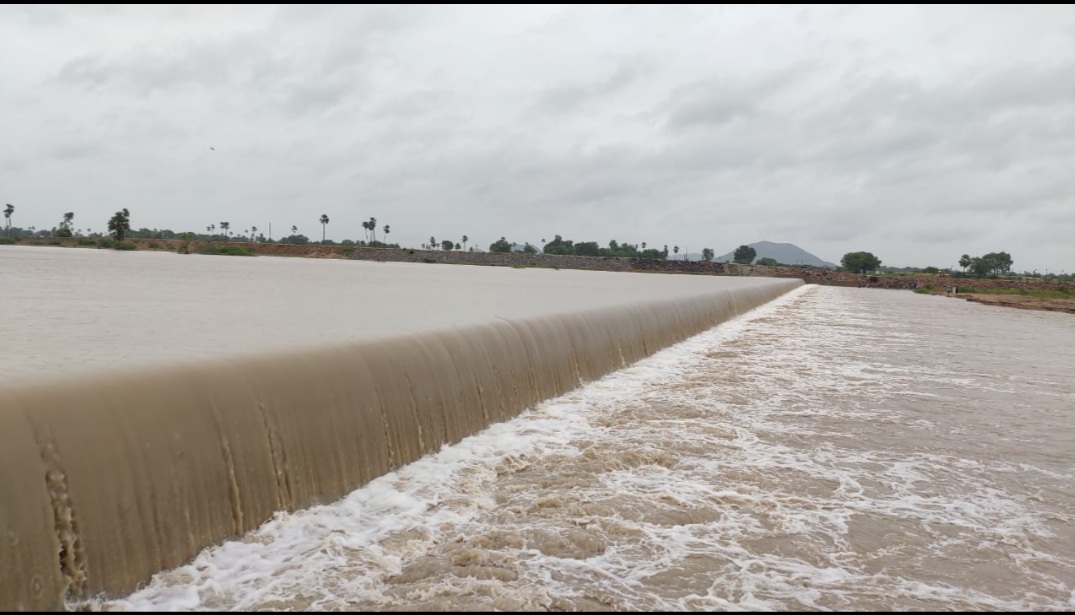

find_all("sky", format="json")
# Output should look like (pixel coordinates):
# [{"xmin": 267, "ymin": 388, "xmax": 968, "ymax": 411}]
[{"xmin": 2, "ymin": 5, "xmax": 1073, "ymax": 272}]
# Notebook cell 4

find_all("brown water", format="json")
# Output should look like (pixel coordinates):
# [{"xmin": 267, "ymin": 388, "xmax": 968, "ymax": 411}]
[
  {"xmin": 0, "ymin": 246, "xmax": 799, "ymax": 611},
  {"xmin": 0, "ymin": 246, "xmax": 787, "ymax": 385},
  {"xmin": 99, "ymin": 284, "xmax": 1075, "ymax": 611}
]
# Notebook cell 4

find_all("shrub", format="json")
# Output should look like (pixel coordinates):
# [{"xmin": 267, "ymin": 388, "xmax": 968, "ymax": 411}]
[
  {"xmin": 114, "ymin": 241, "xmax": 137, "ymax": 251},
  {"xmin": 195, "ymin": 245, "xmax": 256, "ymax": 256},
  {"xmin": 97, "ymin": 238, "xmax": 115, "ymax": 249}
]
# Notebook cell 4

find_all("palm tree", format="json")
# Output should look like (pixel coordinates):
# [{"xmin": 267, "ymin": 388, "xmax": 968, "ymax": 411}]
[
  {"xmin": 959, "ymin": 254, "xmax": 971, "ymax": 275},
  {"xmin": 641, "ymin": 242, "xmax": 646, "ymax": 250},
  {"xmin": 4, "ymin": 203, "xmax": 13, "ymax": 236},
  {"xmin": 108, "ymin": 208, "xmax": 131, "ymax": 241},
  {"xmin": 383, "ymin": 224, "xmax": 390, "ymax": 244},
  {"xmin": 291, "ymin": 225, "xmax": 298, "ymax": 238},
  {"xmin": 674, "ymin": 246, "xmax": 680, "ymax": 258},
  {"xmin": 368, "ymin": 217, "xmax": 377, "ymax": 244},
  {"xmin": 220, "ymin": 221, "xmax": 230, "ymax": 240},
  {"xmin": 462, "ymin": 235, "xmax": 468, "ymax": 251},
  {"xmin": 430, "ymin": 236, "xmax": 436, "ymax": 250},
  {"xmin": 320, "ymin": 214, "xmax": 329, "ymax": 243},
  {"xmin": 62, "ymin": 212, "xmax": 74, "ymax": 230},
  {"xmin": 251, "ymin": 226, "xmax": 258, "ymax": 241}
]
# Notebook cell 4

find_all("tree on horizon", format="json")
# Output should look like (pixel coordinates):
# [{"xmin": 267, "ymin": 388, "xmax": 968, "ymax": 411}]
[
  {"xmin": 733, "ymin": 245, "xmax": 757, "ymax": 264},
  {"xmin": 490, "ymin": 237, "xmax": 512, "ymax": 253},
  {"xmin": 108, "ymin": 208, "xmax": 131, "ymax": 241},
  {"xmin": 4, "ymin": 203, "xmax": 14, "ymax": 236},
  {"xmin": 840, "ymin": 251, "xmax": 882, "ymax": 274},
  {"xmin": 320, "ymin": 214, "xmax": 330, "ymax": 243}
]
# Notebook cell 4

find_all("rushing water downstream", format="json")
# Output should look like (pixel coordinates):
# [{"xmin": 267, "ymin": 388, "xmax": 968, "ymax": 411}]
[{"xmin": 88, "ymin": 282, "xmax": 1074, "ymax": 611}]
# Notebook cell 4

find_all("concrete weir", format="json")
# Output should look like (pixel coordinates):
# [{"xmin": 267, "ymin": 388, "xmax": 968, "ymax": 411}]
[{"xmin": 0, "ymin": 251, "xmax": 800, "ymax": 610}]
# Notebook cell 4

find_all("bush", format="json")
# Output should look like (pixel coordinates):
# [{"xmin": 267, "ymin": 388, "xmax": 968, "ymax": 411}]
[
  {"xmin": 77, "ymin": 238, "xmax": 96, "ymax": 246},
  {"xmin": 114, "ymin": 241, "xmax": 137, "ymax": 251},
  {"xmin": 0, "ymin": 237, "xmax": 15, "ymax": 245},
  {"xmin": 195, "ymin": 245, "xmax": 256, "ymax": 257},
  {"xmin": 97, "ymin": 238, "xmax": 115, "ymax": 249},
  {"xmin": 147, "ymin": 241, "xmax": 160, "ymax": 249}
]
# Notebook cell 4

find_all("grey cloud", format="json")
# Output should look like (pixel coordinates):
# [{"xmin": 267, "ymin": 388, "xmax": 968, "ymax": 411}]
[
  {"xmin": 535, "ymin": 58, "xmax": 655, "ymax": 114},
  {"xmin": 50, "ymin": 141, "xmax": 100, "ymax": 160},
  {"xmin": 55, "ymin": 28, "xmax": 373, "ymax": 118},
  {"xmin": 662, "ymin": 63, "xmax": 816, "ymax": 131},
  {"xmin": 57, "ymin": 38, "xmax": 265, "ymax": 94},
  {"xmin": 5, "ymin": 5, "xmax": 1075, "ymax": 271}
]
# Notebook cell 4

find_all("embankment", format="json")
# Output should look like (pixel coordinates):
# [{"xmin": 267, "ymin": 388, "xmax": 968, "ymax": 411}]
[
  {"xmin": 0, "ymin": 279, "xmax": 801, "ymax": 611},
  {"xmin": 9, "ymin": 240, "xmax": 1072, "ymax": 296}
]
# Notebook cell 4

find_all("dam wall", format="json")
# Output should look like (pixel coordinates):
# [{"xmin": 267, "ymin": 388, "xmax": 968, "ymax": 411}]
[{"xmin": 0, "ymin": 267, "xmax": 800, "ymax": 610}]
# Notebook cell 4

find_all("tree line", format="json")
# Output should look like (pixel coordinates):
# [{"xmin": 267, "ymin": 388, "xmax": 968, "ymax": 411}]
[
  {"xmin": 4, "ymin": 205, "xmax": 1050, "ymax": 281},
  {"xmin": 958, "ymin": 252, "xmax": 1012, "ymax": 278}
]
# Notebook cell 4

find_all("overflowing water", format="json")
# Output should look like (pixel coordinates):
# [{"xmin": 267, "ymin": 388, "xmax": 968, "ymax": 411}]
[
  {"xmin": 0, "ymin": 245, "xmax": 799, "ymax": 610},
  {"xmin": 98, "ymin": 284, "xmax": 1075, "ymax": 611}
]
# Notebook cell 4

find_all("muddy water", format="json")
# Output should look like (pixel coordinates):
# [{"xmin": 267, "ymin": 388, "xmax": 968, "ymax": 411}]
[
  {"xmin": 0, "ymin": 246, "xmax": 784, "ymax": 385},
  {"xmin": 100, "ymin": 285, "xmax": 1075, "ymax": 611},
  {"xmin": 1, "ymin": 245, "xmax": 801, "ymax": 610}
]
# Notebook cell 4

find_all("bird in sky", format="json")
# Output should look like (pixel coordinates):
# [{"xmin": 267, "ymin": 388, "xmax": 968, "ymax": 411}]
[{"xmin": 208, "ymin": 146, "xmax": 215, "ymax": 151}]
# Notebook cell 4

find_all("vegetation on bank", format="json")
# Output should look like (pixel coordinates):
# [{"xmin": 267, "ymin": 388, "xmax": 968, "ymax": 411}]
[
  {"xmin": 914, "ymin": 283, "xmax": 1071, "ymax": 298},
  {"xmin": 956, "ymin": 286, "xmax": 1070, "ymax": 298},
  {"xmin": 195, "ymin": 245, "xmax": 257, "ymax": 257},
  {"xmin": 1, "ymin": 203, "xmax": 1070, "ymax": 283}
]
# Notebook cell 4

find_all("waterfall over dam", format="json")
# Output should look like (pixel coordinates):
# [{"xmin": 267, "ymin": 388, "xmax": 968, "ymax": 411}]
[{"xmin": 0, "ymin": 247, "xmax": 801, "ymax": 610}]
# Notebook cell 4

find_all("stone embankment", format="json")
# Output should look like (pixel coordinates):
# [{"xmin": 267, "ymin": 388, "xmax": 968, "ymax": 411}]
[{"xmin": 346, "ymin": 248, "xmax": 1071, "ymax": 293}]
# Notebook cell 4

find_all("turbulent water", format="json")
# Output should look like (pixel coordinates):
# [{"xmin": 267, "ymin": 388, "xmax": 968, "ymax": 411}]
[{"xmin": 98, "ymin": 285, "xmax": 1075, "ymax": 612}]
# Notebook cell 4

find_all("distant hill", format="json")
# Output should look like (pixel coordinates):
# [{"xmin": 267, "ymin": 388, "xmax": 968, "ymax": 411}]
[{"xmin": 715, "ymin": 241, "xmax": 836, "ymax": 268}]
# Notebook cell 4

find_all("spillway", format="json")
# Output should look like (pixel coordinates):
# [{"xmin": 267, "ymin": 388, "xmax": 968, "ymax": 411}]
[{"xmin": 0, "ymin": 247, "xmax": 800, "ymax": 610}]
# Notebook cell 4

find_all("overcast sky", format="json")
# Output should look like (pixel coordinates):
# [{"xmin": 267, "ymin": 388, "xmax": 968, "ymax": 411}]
[{"xmin": 2, "ymin": 5, "xmax": 1073, "ymax": 271}]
